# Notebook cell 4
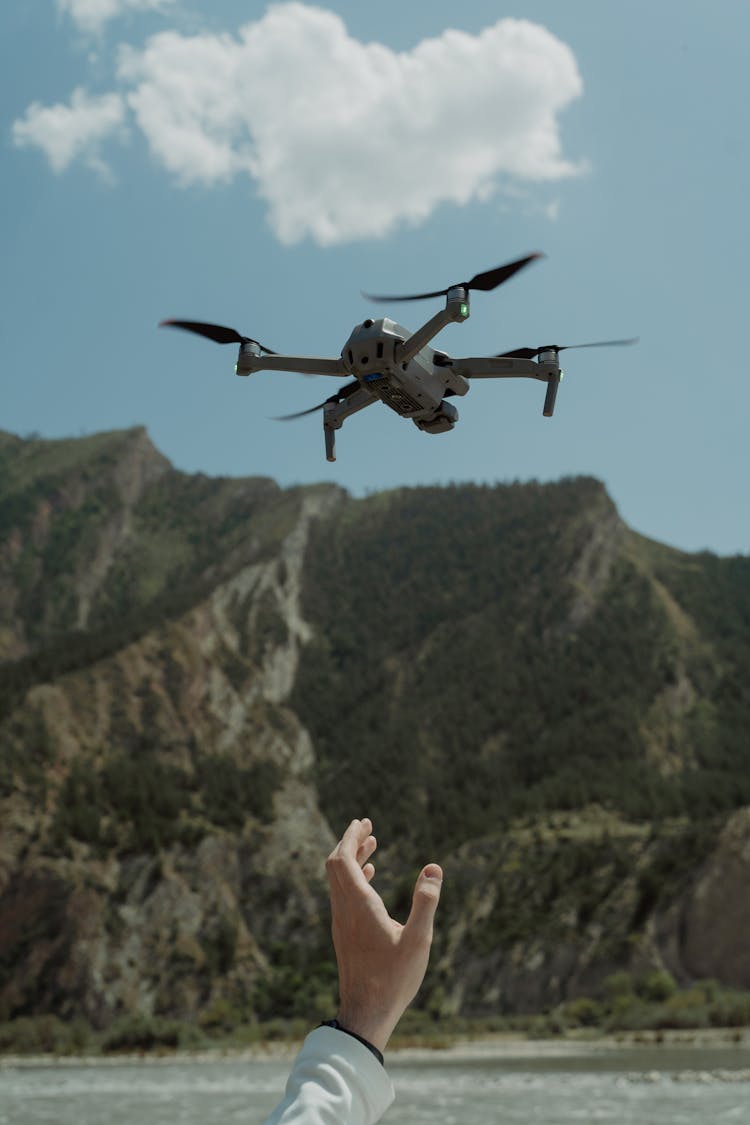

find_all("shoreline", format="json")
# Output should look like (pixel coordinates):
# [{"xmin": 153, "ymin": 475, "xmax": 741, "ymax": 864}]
[
  {"xmin": 389, "ymin": 1027, "xmax": 750, "ymax": 1062},
  {"xmin": 1, "ymin": 1027, "xmax": 748, "ymax": 1069}
]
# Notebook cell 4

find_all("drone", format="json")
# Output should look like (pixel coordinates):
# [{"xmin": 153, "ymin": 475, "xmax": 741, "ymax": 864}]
[{"xmin": 161, "ymin": 254, "xmax": 636, "ymax": 462}]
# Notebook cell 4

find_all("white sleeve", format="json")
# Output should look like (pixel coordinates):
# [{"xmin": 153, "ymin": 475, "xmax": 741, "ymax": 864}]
[{"xmin": 261, "ymin": 1026, "xmax": 395, "ymax": 1125}]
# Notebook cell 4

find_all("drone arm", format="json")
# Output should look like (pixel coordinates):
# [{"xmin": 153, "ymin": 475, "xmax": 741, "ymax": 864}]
[
  {"xmin": 236, "ymin": 353, "xmax": 347, "ymax": 377},
  {"xmin": 397, "ymin": 307, "xmax": 456, "ymax": 366},
  {"xmin": 450, "ymin": 356, "xmax": 553, "ymax": 381},
  {"xmin": 396, "ymin": 288, "xmax": 470, "ymax": 365},
  {"xmin": 453, "ymin": 356, "xmax": 563, "ymax": 417}
]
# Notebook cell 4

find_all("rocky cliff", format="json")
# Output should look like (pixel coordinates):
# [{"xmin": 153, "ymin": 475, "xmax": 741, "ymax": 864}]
[{"xmin": 0, "ymin": 428, "xmax": 748, "ymax": 1030}]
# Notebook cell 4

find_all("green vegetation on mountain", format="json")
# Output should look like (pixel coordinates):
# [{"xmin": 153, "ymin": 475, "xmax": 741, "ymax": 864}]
[
  {"xmin": 0, "ymin": 427, "xmax": 748, "ymax": 1043},
  {"xmin": 292, "ymin": 482, "xmax": 750, "ymax": 855},
  {"xmin": 48, "ymin": 749, "xmax": 282, "ymax": 854},
  {"xmin": 0, "ymin": 429, "xmax": 319, "ymax": 721}
]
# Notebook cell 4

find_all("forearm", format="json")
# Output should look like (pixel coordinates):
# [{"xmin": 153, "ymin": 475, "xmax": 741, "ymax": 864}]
[{"xmin": 261, "ymin": 1026, "xmax": 394, "ymax": 1125}]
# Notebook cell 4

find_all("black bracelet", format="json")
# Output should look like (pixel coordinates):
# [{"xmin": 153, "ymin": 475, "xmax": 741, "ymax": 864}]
[{"xmin": 319, "ymin": 1019, "xmax": 385, "ymax": 1066}]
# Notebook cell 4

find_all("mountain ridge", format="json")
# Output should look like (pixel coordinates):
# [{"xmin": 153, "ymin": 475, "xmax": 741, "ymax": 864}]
[{"xmin": 0, "ymin": 427, "xmax": 748, "ymax": 1033}]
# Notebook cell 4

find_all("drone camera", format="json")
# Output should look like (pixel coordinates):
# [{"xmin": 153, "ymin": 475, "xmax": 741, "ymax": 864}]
[{"xmin": 414, "ymin": 400, "xmax": 459, "ymax": 434}]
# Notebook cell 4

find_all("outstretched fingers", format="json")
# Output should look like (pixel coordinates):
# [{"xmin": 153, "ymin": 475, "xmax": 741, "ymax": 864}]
[
  {"xmin": 326, "ymin": 818, "xmax": 377, "ymax": 892},
  {"xmin": 357, "ymin": 831, "xmax": 377, "ymax": 869}
]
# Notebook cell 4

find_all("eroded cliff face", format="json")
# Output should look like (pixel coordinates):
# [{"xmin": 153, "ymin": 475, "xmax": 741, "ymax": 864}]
[
  {"xmin": 0, "ymin": 440, "xmax": 343, "ymax": 1025},
  {"xmin": 422, "ymin": 810, "xmax": 750, "ymax": 1015},
  {"xmin": 1, "ymin": 429, "xmax": 749, "ymax": 1027},
  {"xmin": 656, "ymin": 808, "xmax": 750, "ymax": 990},
  {"xmin": 0, "ymin": 428, "xmax": 172, "ymax": 660}
]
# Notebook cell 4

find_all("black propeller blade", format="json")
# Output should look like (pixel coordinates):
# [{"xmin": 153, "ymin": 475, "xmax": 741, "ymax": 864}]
[
  {"xmin": 273, "ymin": 380, "xmax": 362, "ymax": 422},
  {"xmin": 499, "ymin": 338, "xmax": 638, "ymax": 359},
  {"xmin": 160, "ymin": 319, "xmax": 277, "ymax": 354},
  {"xmin": 363, "ymin": 253, "xmax": 542, "ymax": 303}
]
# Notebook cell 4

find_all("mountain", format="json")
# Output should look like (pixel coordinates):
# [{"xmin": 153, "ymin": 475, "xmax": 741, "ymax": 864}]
[{"xmin": 0, "ymin": 427, "xmax": 749, "ymax": 1036}]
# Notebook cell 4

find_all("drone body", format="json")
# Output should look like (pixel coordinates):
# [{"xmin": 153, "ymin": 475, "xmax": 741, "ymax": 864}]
[{"xmin": 162, "ymin": 255, "xmax": 635, "ymax": 461}]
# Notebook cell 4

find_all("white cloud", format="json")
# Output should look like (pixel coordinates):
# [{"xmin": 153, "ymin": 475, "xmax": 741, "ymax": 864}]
[
  {"xmin": 17, "ymin": 4, "xmax": 586, "ymax": 244},
  {"xmin": 12, "ymin": 87, "xmax": 125, "ymax": 175},
  {"xmin": 57, "ymin": 0, "xmax": 175, "ymax": 36}
]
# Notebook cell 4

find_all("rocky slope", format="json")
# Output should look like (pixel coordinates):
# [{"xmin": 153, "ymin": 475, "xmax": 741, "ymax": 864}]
[{"xmin": 0, "ymin": 428, "xmax": 748, "ymax": 1029}]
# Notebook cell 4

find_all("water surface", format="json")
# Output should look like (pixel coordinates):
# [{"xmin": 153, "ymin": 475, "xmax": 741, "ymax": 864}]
[{"xmin": 1, "ymin": 1043, "xmax": 748, "ymax": 1124}]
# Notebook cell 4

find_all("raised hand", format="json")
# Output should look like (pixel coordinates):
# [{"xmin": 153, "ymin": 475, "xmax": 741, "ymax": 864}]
[{"xmin": 325, "ymin": 818, "xmax": 443, "ymax": 1052}]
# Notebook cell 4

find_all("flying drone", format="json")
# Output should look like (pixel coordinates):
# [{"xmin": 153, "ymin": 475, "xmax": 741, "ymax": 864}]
[{"xmin": 161, "ymin": 254, "xmax": 636, "ymax": 462}]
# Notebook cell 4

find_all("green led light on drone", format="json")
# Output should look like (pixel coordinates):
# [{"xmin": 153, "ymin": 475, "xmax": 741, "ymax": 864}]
[
  {"xmin": 460, "ymin": 303, "xmax": 469, "ymax": 317},
  {"xmin": 234, "ymin": 364, "xmax": 238, "ymax": 374}
]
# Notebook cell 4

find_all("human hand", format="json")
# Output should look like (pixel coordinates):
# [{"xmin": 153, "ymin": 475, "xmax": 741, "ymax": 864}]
[{"xmin": 325, "ymin": 817, "xmax": 443, "ymax": 1053}]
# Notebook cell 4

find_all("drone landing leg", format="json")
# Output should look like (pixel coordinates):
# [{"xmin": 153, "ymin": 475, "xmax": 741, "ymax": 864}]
[
  {"xmin": 322, "ymin": 386, "xmax": 377, "ymax": 461},
  {"xmin": 324, "ymin": 421, "xmax": 337, "ymax": 462},
  {"xmin": 543, "ymin": 374, "xmax": 561, "ymax": 417}
]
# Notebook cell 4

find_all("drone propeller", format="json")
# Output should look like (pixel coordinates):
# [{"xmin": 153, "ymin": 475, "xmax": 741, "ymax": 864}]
[
  {"xmin": 363, "ymin": 252, "xmax": 543, "ymax": 303},
  {"xmin": 273, "ymin": 379, "xmax": 362, "ymax": 421},
  {"xmin": 499, "ymin": 337, "xmax": 638, "ymax": 360},
  {"xmin": 160, "ymin": 319, "xmax": 277, "ymax": 354}
]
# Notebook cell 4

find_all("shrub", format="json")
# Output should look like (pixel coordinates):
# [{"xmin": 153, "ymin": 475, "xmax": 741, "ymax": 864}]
[
  {"xmin": 639, "ymin": 970, "xmax": 677, "ymax": 1003},
  {"xmin": 0, "ymin": 1015, "xmax": 92, "ymax": 1055},
  {"xmin": 101, "ymin": 1014, "xmax": 197, "ymax": 1052},
  {"xmin": 709, "ymin": 992, "xmax": 750, "ymax": 1027},
  {"xmin": 564, "ymin": 997, "xmax": 604, "ymax": 1027},
  {"xmin": 604, "ymin": 971, "xmax": 635, "ymax": 1001}
]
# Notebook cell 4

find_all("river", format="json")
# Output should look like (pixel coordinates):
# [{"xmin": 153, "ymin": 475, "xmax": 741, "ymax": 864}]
[{"xmin": 1, "ymin": 1041, "xmax": 748, "ymax": 1124}]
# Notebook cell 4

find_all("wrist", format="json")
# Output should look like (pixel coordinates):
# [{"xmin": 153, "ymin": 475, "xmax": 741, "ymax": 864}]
[
  {"xmin": 321, "ymin": 1019, "xmax": 385, "ymax": 1065},
  {"xmin": 335, "ymin": 1004, "xmax": 397, "ymax": 1054}
]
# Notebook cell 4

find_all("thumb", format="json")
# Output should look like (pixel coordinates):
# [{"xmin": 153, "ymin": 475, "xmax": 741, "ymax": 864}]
[{"xmin": 404, "ymin": 864, "xmax": 443, "ymax": 943}]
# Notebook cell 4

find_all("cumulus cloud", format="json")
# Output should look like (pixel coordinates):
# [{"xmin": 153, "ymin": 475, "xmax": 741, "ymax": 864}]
[
  {"xmin": 12, "ymin": 87, "xmax": 126, "ymax": 176},
  {"xmin": 57, "ymin": 0, "xmax": 176, "ymax": 36},
  {"xmin": 16, "ymin": 3, "xmax": 585, "ymax": 243}
]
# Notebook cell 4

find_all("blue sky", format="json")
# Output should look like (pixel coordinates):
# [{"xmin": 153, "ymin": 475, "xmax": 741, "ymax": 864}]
[{"xmin": 2, "ymin": 1, "xmax": 748, "ymax": 555}]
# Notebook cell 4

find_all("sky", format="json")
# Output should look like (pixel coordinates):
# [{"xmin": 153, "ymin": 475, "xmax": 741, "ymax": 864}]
[{"xmin": 2, "ymin": 0, "xmax": 748, "ymax": 556}]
